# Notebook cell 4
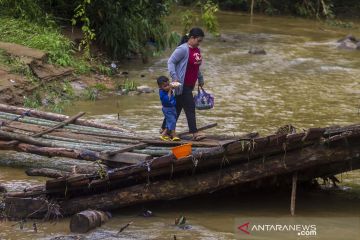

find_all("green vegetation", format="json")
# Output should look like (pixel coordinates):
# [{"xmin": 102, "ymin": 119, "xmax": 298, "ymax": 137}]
[
  {"xmin": 0, "ymin": 0, "xmax": 178, "ymax": 60},
  {"xmin": 181, "ymin": 0, "xmax": 360, "ymax": 19},
  {"xmin": 123, "ymin": 79, "xmax": 137, "ymax": 92},
  {"xmin": 23, "ymin": 79, "xmax": 76, "ymax": 113},
  {"xmin": 180, "ymin": 1, "xmax": 220, "ymax": 36},
  {"xmin": 0, "ymin": 17, "xmax": 92, "ymax": 73}
]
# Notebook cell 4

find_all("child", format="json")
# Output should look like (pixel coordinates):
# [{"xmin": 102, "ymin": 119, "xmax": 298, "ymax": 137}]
[{"xmin": 157, "ymin": 76, "xmax": 180, "ymax": 141}]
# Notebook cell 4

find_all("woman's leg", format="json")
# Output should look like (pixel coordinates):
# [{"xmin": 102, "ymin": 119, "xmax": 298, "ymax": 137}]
[
  {"xmin": 175, "ymin": 94, "xmax": 183, "ymax": 120},
  {"xmin": 182, "ymin": 87, "xmax": 197, "ymax": 133}
]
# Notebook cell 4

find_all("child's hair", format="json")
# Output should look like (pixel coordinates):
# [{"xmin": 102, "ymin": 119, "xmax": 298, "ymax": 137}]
[
  {"xmin": 178, "ymin": 27, "xmax": 205, "ymax": 46},
  {"xmin": 157, "ymin": 76, "xmax": 169, "ymax": 87}
]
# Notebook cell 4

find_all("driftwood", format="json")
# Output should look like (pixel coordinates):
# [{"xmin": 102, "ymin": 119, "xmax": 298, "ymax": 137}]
[{"xmin": 70, "ymin": 210, "xmax": 110, "ymax": 233}]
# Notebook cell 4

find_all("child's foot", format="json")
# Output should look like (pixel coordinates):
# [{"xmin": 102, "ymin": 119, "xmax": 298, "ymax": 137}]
[{"xmin": 160, "ymin": 135, "xmax": 170, "ymax": 141}]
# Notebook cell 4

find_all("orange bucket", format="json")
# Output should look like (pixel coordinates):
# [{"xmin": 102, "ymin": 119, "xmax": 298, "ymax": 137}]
[{"xmin": 172, "ymin": 143, "xmax": 192, "ymax": 159}]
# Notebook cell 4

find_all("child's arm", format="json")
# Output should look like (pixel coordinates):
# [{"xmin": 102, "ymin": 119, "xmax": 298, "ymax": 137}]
[{"xmin": 160, "ymin": 90, "xmax": 172, "ymax": 106}]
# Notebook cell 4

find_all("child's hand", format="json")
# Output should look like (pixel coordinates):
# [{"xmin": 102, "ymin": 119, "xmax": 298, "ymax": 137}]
[{"xmin": 170, "ymin": 82, "xmax": 181, "ymax": 88}]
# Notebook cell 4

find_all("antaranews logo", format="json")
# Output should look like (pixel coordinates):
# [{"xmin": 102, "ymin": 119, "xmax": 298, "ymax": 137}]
[
  {"xmin": 235, "ymin": 217, "xmax": 360, "ymax": 240},
  {"xmin": 237, "ymin": 221, "xmax": 317, "ymax": 237}
]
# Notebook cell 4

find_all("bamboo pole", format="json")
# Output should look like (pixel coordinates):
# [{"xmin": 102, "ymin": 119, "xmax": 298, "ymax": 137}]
[
  {"xmin": 251, "ymin": 0, "xmax": 255, "ymax": 16},
  {"xmin": 32, "ymin": 112, "xmax": 85, "ymax": 137},
  {"xmin": 0, "ymin": 104, "xmax": 131, "ymax": 132},
  {"xmin": 0, "ymin": 112, "xmax": 134, "ymax": 137}
]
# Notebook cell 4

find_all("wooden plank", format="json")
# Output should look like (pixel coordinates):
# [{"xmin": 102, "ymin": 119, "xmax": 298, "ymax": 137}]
[
  {"xmin": 178, "ymin": 123, "xmax": 218, "ymax": 137},
  {"xmin": 104, "ymin": 152, "xmax": 152, "ymax": 167},
  {"xmin": 102, "ymin": 143, "xmax": 148, "ymax": 157}
]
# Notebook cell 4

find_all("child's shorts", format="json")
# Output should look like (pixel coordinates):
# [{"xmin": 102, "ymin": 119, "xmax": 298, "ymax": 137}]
[{"xmin": 162, "ymin": 107, "xmax": 177, "ymax": 131}]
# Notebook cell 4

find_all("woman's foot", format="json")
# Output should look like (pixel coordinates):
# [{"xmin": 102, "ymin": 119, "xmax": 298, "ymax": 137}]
[
  {"xmin": 192, "ymin": 132, "xmax": 206, "ymax": 141},
  {"xmin": 171, "ymin": 136, "xmax": 181, "ymax": 141}
]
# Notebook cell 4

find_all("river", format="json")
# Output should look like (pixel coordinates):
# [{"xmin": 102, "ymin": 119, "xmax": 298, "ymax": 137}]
[{"xmin": 1, "ymin": 12, "xmax": 360, "ymax": 239}]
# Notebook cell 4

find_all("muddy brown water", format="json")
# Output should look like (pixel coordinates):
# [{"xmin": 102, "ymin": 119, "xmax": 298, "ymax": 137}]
[{"xmin": 1, "ymin": 12, "xmax": 360, "ymax": 239}]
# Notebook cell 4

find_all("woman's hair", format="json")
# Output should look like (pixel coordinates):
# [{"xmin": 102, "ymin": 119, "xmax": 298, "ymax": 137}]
[
  {"xmin": 178, "ymin": 27, "xmax": 205, "ymax": 46},
  {"xmin": 157, "ymin": 76, "xmax": 169, "ymax": 87}
]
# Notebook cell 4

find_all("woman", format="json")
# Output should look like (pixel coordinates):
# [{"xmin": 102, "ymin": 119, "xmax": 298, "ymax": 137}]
[{"xmin": 164, "ymin": 27, "xmax": 206, "ymax": 141}]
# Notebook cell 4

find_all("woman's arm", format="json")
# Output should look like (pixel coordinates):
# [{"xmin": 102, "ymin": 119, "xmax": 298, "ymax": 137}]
[
  {"xmin": 198, "ymin": 70, "xmax": 204, "ymax": 87},
  {"xmin": 167, "ymin": 46, "xmax": 186, "ymax": 81}
]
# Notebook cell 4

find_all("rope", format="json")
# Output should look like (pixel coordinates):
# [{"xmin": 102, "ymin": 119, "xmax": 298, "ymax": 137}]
[{"xmin": 217, "ymin": 147, "xmax": 229, "ymax": 186}]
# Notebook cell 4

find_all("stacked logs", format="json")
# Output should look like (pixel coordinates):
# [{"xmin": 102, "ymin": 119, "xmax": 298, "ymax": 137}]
[{"xmin": 7, "ymin": 125, "xmax": 359, "ymax": 201}]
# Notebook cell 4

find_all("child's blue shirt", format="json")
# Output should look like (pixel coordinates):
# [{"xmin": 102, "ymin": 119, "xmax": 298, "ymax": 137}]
[{"xmin": 159, "ymin": 89, "xmax": 176, "ymax": 107}]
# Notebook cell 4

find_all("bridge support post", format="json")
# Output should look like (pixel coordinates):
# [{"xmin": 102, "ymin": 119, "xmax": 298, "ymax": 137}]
[{"xmin": 290, "ymin": 171, "xmax": 298, "ymax": 216}]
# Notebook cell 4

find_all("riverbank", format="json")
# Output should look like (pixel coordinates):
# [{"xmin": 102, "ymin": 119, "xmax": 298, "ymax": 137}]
[{"xmin": 0, "ymin": 17, "xmax": 157, "ymax": 113}]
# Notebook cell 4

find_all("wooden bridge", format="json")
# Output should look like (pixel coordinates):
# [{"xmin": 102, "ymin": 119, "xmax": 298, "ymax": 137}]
[{"xmin": 0, "ymin": 104, "xmax": 359, "ymax": 219}]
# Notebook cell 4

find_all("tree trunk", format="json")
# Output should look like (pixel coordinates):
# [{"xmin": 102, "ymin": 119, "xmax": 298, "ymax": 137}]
[
  {"xmin": 0, "ymin": 150, "xmax": 104, "ymax": 173},
  {"xmin": 0, "ymin": 103, "xmax": 131, "ymax": 133}
]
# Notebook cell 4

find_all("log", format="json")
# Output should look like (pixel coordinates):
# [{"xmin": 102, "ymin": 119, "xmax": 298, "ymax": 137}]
[
  {"xmin": 102, "ymin": 143, "xmax": 148, "ymax": 156},
  {"xmin": 0, "ymin": 112, "xmax": 86, "ymax": 150},
  {"xmin": 32, "ymin": 112, "xmax": 86, "ymax": 137},
  {"xmin": 70, "ymin": 210, "xmax": 110, "ymax": 233},
  {"xmin": 43, "ymin": 134, "xmax": 322, "ymax": 197},
  {"xmin": 0, "ymin": 141, "xmax": 101, "ymax": 161},
  {"xmin": 0, "ymin": 104, "xmax": 131, "ymax": 132},
  {"xmin": 0, "ymin": 148, "xmax": 104, "ymax": 173},
  {"xmin": 0, "ymin": 129, "xmax": 124, "ymax": 152},
  {"xmin": 43, "ymin": 130, "xmax": 355, "ymax": 198},
  {"xmin": 57, "ymin": 143, "xmax": 360, "ymax": 216},
  {"xmin": 25, "ymin": 168, "xmax": 73, "ymax": 178},
  {"xmin": 141, "ymin": 139, "xmax": 221, "ymax": 147},
  {"xmin": 5, "ymin": 197, "xmax": 49, "ymax": 219},
  {"xmin": 178, "ymin": 123, "xmax": 218, "ymax": 137}
]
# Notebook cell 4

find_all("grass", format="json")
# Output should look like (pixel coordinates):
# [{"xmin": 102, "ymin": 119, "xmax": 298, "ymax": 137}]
[
  {"xmin": 0, "ymin": 17, "xmax": 90, "ymax": 73},
  {"xmin": 23, "ymin": 79, "xmax": 77, "ymax": 113}
]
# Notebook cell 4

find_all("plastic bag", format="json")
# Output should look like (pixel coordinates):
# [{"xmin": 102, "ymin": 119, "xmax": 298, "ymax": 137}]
[{"xmin": 194, "ymin": 86, "xmax": 214, "ymax": 110}]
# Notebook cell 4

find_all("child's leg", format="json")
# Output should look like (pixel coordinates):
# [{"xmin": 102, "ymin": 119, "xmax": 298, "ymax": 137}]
[{"xmin": 167, "ymin": 108, "xmax": 180, "ymax": 141}]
